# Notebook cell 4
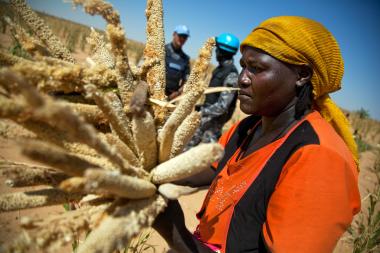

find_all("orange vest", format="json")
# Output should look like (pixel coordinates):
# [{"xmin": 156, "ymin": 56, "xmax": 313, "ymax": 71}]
[{"xmin": 196, "ymin": 111, "xmax": 360, "ymax": 253}]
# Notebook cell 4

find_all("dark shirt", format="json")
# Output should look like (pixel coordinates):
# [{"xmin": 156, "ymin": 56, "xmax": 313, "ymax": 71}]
[{"xmin": 165, "ymin": 43, "xmax": 190, "ymax": 96}]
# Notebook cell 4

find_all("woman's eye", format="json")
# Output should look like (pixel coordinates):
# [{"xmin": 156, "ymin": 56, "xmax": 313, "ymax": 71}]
[{"xmin": 247, "ymin": 66, "xmax": 262, "ymax": 74}]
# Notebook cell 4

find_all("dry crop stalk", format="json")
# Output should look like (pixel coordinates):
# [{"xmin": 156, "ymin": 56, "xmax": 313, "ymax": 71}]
[
  {"xmin": 10, "ymin": 60, "xmax": 118, "ymax": 93},
  {"xmin": 131, "ymin": 111, "xmax": 158, "ymax": 171},
  {"xmin": 10, "ymin": 0, "xmax": 75, "ymax": 63},
  {"xmin": 2, "ymin": 74, "xmax": 130, "ymax": 174},
  {"xmin": 105, "ymin": 133, "xmax": 141, "ymax": 167},
  {"xmin": 87, "ymin": 27, "xmax": 115, "ymax": 68},
  {"xmin": 84, "ymin": 169, "xmax": 157, "ymax": 199},
  {"xmin": 0, "ymin": 188, "xmax": 83, "ymax": 212},
  {"xmin": 4, "ymin": 16, "xmax": 51, "ymax": 58},
  {"xmin": 73, "ymin": 0, "xmax": 135, "ymax": 107},
  {"xmin": 170, "ymin": 111, "xmax": 202, "ymax": 158},
  {"xmin": 0, "ymin": 96, "xmax": 29, "ymax": 119},
  {"xmin": 21, "ymin": 139, "xmax": 101, "ymax": 176},
  {"xmin": 11, "ymin": 119, "xmax": 104, "ymax": 160},
  {"xmin": 144, "ymin": 0, "xmax": 167, "ymax": 124},
  {"xmin": 151, "ymin": 143, "xmax": 224, "ymax": 184},
  {"xmin": 106, "ymin": 24, "xmax": 136, "ymax": 106},
  {"xmin": 76, "ymin": 195, "xmax": 167, "ymax": 253},
  {"xmin": 84, "ymin": 84, "xmax": 138, "ymax": 156},
  {"xmin": 0, "ymin": 160, "xmax": 68, "ymax": 187},
  {"xmin": 11, "ymin": 203, "xmax": 111, "ymax": 252},
  {"xmin": 62, "ymin": 102, "xmax": 107, "ymax": 125},
  {"xmin": 0, "ymin": 49, "xmax": 29, "ymax": 66}
]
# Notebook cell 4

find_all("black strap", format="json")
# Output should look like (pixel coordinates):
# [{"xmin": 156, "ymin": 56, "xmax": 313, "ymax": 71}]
[{"xmin": 216, "ymin": 115, "xmax": 261, "ymax": 174}]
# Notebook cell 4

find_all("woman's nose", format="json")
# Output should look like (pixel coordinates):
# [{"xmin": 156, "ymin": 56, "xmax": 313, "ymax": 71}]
[{"xmin": 238, "ymin": 69, "xmax": 251, "ymax": 88}]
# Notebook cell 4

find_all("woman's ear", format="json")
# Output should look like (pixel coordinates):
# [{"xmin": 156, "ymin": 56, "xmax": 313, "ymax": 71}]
[{"xmin": 295, "ymin": 65, "xmax": 312, "ymax": 87}]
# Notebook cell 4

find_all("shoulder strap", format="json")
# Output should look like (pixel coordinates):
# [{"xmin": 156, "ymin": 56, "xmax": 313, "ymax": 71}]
[{"xmin": 216, "ymin": 115, "xmax": 261, "ymax": 174}]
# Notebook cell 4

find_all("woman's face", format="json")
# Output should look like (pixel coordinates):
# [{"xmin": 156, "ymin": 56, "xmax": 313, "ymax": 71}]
[{"xmin": 238, "ymin": 46, "xmax": 298, "ymax": 116}]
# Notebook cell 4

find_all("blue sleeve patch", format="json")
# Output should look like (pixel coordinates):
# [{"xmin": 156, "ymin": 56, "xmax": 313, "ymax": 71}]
[{"xmin": 169, "ymin": 62, "xmax": 182, "ymax": 71}]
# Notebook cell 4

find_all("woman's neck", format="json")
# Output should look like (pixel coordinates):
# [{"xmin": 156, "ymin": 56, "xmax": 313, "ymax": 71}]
[{"xmin": 261, "ymin": 98, "xmax": 298, "ymax": 135}]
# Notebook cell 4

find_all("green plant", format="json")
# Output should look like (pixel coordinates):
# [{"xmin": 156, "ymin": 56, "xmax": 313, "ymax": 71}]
[
  {"xmin": 356, "ymin": 137, "xmax": 372, "ymax": 153},
  {"xmin": 9, "ymin": 40, "xmax": 30, "ymax": 58},
  {"xmin": 348, "ymin": 152, "xmax": 380, "ymax": 253},
  {"xmin": 357, "ymin": 108, "xmax": 370, "ymax": 119},
  {"xmin": 125, "ymin": 230, "xmax": 156, "ymax": 253},
  {"xmin": 63, "ymin": 203, "xmax": 81, "ymax": 252}
]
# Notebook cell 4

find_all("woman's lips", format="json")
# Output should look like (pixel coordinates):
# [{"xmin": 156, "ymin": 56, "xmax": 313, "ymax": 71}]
[{"xmin": 238, "ymin": 92, "xmax": 251, "ymax": 100}]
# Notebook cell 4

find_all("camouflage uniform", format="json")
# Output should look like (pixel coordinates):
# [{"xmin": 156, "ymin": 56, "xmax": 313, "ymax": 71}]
[{"xmin": 188, "ymin": 59, "xmax": 238, "ymax": 147}]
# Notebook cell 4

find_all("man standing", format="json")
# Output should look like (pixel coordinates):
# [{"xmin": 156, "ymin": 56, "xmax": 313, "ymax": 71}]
[
  {"xmin": 165, "ymin": 25, "xmax": 191, "ymax": 100},
  {"xmin": 188, "ymin": 33, "xmax": 240, "ymax": 146}
]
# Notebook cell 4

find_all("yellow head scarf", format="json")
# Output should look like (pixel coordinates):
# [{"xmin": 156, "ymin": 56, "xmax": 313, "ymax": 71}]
[{"xmin": 241, "ymin": 16, "xmax": 359, "ymax": 166}]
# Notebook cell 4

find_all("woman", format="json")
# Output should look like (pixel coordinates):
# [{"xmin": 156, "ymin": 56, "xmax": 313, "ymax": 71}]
[{"xmin": 153, "ymin": 16, "xmax": 361, "ymax": 253}]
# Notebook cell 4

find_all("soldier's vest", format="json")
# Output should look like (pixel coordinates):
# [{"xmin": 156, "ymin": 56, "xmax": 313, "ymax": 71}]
[
  {"xmin": 204, "ymin": 63, "xmax": 238, "ymax": 124},
  {"xmin": 165, "ymin": 43, "xmax": 189, "ymax": 95}
]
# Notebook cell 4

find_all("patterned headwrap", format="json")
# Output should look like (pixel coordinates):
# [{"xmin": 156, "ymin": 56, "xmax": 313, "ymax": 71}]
[{"xmin": 241, "ymin": 16, "xmax": 358, "ymax": 166}]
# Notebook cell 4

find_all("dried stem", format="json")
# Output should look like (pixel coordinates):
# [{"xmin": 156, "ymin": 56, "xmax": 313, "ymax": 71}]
[
  {"xmin": 84, "ymin": 169, "xmax": 156, "ymax": 199},
  {"xmin": 5, "ymin": 16, "xmax": 51, "ymax": 57},
  {"xmin": 10, "ymin": 60, "xmax": 118, "ymax": 93},
  {"xmin": 10, "ymin": 0, "xmax": 75, "ymax": 62},
  {"xmin": 132, "ymin": 111, "xmax": 158, "ymax": 171},
  {"xmin": 134, "ymin": 57, "xmax": 160, "ymax": 80},
  {"xmin": 0, "ymin": 50, "xmax": 30, "ymax": 66},
  {"xmin": 7, "ymin": 203, "xmax": 110, "ymax": 252},
  {"xmin": 21, "ymin": 140, "xmax": 100, "ymax": 176},
  {"xmin": 106, "ymin": 24, "xmax": 135, "ymax": 106},
  {"xmin": 151, "ymin": 143, "xmax": 224, "ymax": 184},
  {"xmin": 0, "ymin": 160, "xmax": 68, "ymax": 187},
  {"xmin": 183, "ymin": 37, "xmax": 215, "ymax": 94},
  {"xmin": 87, "ymin": 27, "xmax": 115, "ymax": 68},
  {"xmin": 105, "ymin": 133, "xmax": 141, "ymax": 167},
  {"xmin": 73, "ymin": 0, "xmax": 121, "ymax": 26},
  {"xmin": 76, "ymin": 195, "xmax": 167, "ymax": 253},
  {"xmin": 0, "ymin": 188, "xmax": 83, "ymax": 212},
  {"xmin": 144, "ymin": 0, "xmax": 166, "ymax": 124},
  {"xmin": 61, "ymin": 102, "xmax": 108, "ymax": 125},
  {"xmin": 84, "ymin": 84, "xmax": 138, "ymax": 155},
  {"xmin": 170, "ymin": 111, "xmax": 201, "ymax": 158}
]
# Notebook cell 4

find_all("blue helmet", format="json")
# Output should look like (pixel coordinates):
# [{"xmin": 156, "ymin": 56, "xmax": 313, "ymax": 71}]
[
  {"xmin": 174, "ymin": 25, "xmax": 190, "ymax": 37},
  {"xmin": 215, "ymin": 33, "xmax": 239, "ymax": 54}
]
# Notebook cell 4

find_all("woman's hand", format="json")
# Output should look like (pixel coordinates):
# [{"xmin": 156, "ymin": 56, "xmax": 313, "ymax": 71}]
[{"xmin": 153, "ymin": 200, "xmax": 215, "ymax": 253}]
